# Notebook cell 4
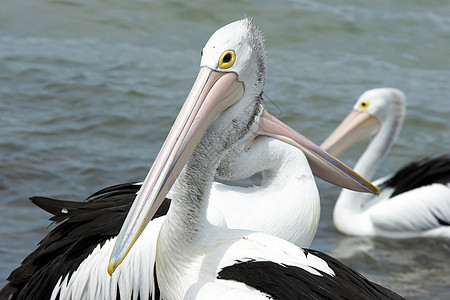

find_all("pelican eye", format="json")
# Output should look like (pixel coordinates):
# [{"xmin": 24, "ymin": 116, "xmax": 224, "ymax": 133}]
[
  {"xmin": 359, "ymin": 100, "xmax": 370, "ymax": 110},
  {"xmin": 218, "ymin": 50, "xmax": 236, "ymax": 69},
  {"xmin": 201, "ymin": 48, "xmax": 204, "ymax": 56}
]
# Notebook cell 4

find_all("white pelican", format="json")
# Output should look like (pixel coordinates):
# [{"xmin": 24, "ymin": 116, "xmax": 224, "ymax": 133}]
[
  {"xmin": 0, "ymin": 22, "xmax": 380, "ymax": 300},
  {"xmin": 107, "ymin": 19, "xmax": 402, "ymax": 299},
  {"xmin": 321, "ymin": 88, "xmax": 450, "ymax": 237},
  {"xmin": 0, "ymin": 131, "xmax": 373, "ymax": 300}
]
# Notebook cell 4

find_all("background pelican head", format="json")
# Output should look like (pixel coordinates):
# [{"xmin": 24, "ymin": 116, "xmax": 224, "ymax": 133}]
[{"xmin": 322, "ymin": 88, "xmax": 406, "ymax": 164}]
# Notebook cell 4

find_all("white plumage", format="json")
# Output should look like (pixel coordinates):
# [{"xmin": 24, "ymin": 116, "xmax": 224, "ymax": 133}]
[{"xmin": 211, "ymin": 136, "xmax": 320, "ymax": 246}]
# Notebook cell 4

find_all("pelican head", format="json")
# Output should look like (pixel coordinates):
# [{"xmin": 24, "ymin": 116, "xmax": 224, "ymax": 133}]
[
  {"xmin": 321, "ymin": 88, "xmax": 406, "ymax": 157},
  {"xmin": 196, "ymin": 18, "xmax": 267, "ymax": 153},
  {"xmin": 108, "ymin": 19, "xmax": 379, "ymax": 275},
  {"xmin": 202, "ymin": 18, "xmax": 265, "ymax": 99}
]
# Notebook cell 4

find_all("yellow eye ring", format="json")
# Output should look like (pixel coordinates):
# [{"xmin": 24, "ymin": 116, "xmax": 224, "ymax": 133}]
[
  {"xmin": 359, "ymin": 99, "xmax": 370, "ymax": 110},
  {"xmin": 218, "ymin": 50, "xmax": 236, "ymax": 69}
]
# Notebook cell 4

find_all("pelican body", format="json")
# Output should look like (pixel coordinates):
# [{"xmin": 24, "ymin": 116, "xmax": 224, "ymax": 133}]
[
  {"xmin": 105, "ymin": 19, "xmax": 400, "ymax": 300},
  {"xmin": 321, "ymin": 88, "xmax": 450, "ymax": 237}
]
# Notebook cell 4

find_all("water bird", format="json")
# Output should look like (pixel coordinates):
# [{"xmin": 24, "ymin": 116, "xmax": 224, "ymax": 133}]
[
  {"xmin": 107, "ymin": 19, "xmax": 402, "ymax": 299},
  {"xmin": 0, "ymin": 118, "xmax": 377, "ymax": 299},
  {"xmin": 0, "ymin": 107, "xmax": 379, "ymax": 300},
  {"xmin": 321, "ymin": 88, "xmax": 450, "ymax": 237},
  {"xmin": 0, "ymin": 20, "xmax": 381, "ymax": 300}
]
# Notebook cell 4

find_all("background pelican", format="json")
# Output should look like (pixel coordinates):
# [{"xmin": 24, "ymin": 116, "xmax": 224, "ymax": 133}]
[
  {"xmin": 109, "ymin": 19, "xmax": 401, "ymax": 299},
  {"xmin": 321, "ymin": 88, "xmax": 450, "ymax": 237}
]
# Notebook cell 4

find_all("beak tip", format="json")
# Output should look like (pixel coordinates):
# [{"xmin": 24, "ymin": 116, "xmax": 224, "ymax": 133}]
[
  {"xmin": 107, "ymin": 260, "xmax": 116, "ymax": 277},
  {"xmin": 375, "ymin": 186, "xmax": 381, "ymax": 196}
]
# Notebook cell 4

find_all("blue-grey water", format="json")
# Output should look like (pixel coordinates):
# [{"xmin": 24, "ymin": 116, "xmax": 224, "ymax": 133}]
[{"xmin": 1, "ymin": 0, "xmax": 449, "ymax": 298}]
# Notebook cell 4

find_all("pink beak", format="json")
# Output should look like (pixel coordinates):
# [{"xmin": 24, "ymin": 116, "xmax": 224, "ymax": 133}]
[{"xmin": 108, "ymin": 68, "xmax": 379, "ymax": 275}]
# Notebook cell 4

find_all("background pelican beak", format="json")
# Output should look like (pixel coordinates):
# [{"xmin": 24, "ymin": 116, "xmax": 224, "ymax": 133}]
[
  {"xmin": 257, "ymin": 110, "xmax": 379, "ymax": 195},
  {"xmin": 108, "ymin": 67, "xmax": 244, "ymax": 275},
  {"xmin": 321, "ymin": 110, "xmax": 380, "ymax": 157}
]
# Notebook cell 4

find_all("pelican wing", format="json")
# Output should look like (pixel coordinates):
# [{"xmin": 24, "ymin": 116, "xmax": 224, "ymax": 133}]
[
  {"xmin": 370, "ymin": 184, "xmax": 450, "ymax": 235},
  {"xmin": 0, "ymin": 183, "xmax": 169, "ymax": 300},
  {"xmin": 217, "ymin": 249, "xmax": 403, "ymax": 300},
  {"xmin": 380, "ymin": 155, "xmax": 450, "ymax": 198},
  {"xmin": 209, "ymin": 232, "xmax": 403, "ymax": 300}
]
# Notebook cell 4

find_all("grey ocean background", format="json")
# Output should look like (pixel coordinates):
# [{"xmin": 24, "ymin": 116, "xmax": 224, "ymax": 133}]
[{"xmin": 1, "ymin": 0, "xmax": 449, "ymax": 298}]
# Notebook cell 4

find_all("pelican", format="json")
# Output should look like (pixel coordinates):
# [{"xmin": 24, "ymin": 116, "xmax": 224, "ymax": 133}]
[
  {"xmin": 107, "ymin": 19, "xmax": 402, "ymax": 299},
  {"xmin": 0, "ymin": 114, "xmax": 376, "ymax": 299},
  {"xmin": 0, "ymin": 23, "xmax": 381, "ymax": 300},
  {"xmin": 321, "ymin": 88, "xmax": 450, "ymax": 237},
  {"xmin": 0, "ymin": 132, "xmax": 372, "ymax": 300}
]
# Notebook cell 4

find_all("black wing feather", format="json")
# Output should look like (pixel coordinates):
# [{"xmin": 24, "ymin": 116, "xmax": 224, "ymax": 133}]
[
  {"xmin": 217, "ymin": 249, "xmax": 403, "ymax": 300},
  {"xmin": 0, "ymin": 182, "xmax": 169, "ymax": 300},
  {"xmin": 382, "ymin": 155, "xmax": 450, "ymax": 198}
]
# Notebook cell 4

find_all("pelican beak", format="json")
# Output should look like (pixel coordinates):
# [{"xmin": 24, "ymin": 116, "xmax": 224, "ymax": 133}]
[
  {"xmin": 320, "ymin": 110, "xmax": 380, "ymax": 157},
  {"xmin": 257, "ymin": 109, "xmax": 379, "ymax": 194},
  {"xmin": 108, "ymin": 67, "xmax": 244, "ymax": 275}
]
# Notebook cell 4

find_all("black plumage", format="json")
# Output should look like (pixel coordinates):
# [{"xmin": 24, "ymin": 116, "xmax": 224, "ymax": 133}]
[
  {"xmin": 217, "ymin": 249, "xmax": 403, "ymax": 300},
  {"xmin": 382, "ymin": 155, "xmax": 450, "ymax": 198},
  {"xmin": 0, "ymin": 183, "xmax": 169, "ymax": 300}
]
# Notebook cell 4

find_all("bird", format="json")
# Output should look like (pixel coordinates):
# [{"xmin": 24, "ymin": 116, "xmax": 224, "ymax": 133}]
[
  {"xmin": 321, "ymin": 87, "xmax": 450, "ymax": 237},
  {"xmin": 107, "ymin": 18, "xmax": 402, "ymax": 299},
  {"xmin": 0, "ymin": 117, "xmax": 376, "ymax": 300},
  {"xmin": 0, "ymin": 21, "xmax": 380, "ymax": 300},
  {"xmin": 0, "ymin": 133, "xmax": 370, "ymax": 300}
]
